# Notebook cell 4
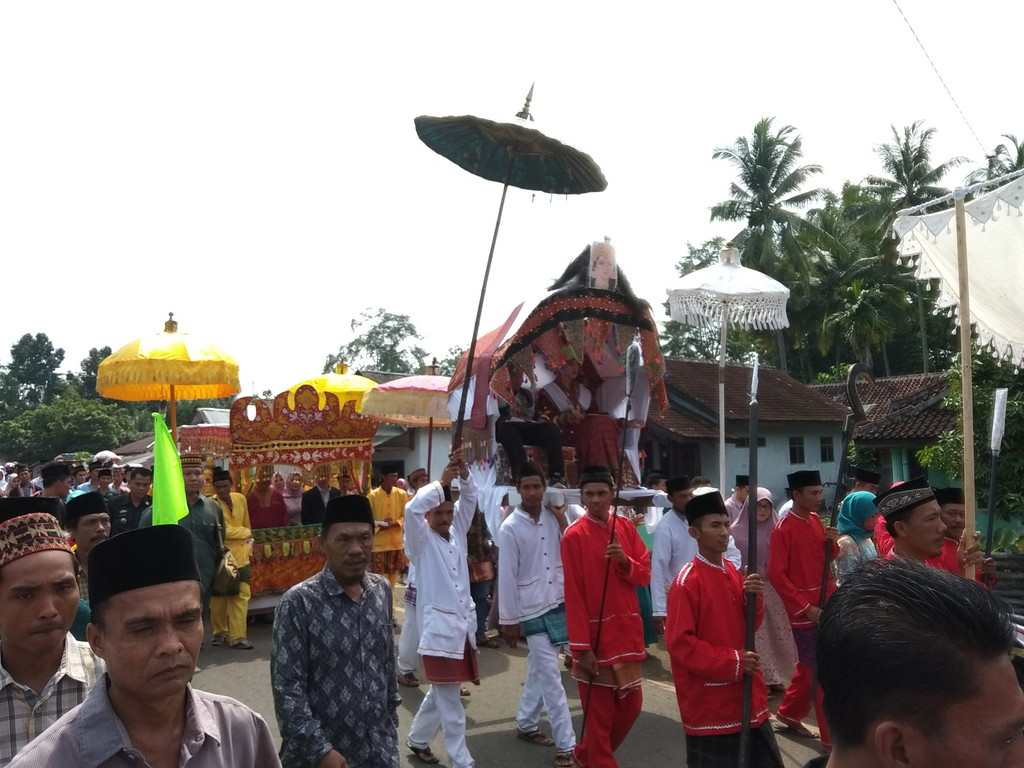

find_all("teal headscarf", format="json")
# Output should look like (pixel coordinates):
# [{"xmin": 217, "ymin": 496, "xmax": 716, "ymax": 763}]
[{"xmin": 837, "ymin": 491, "xmax": 878, "ymax": 544}]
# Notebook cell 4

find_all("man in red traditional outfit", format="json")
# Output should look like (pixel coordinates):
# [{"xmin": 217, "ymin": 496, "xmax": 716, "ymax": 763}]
[
  {"xmin": 766, "ymin": 470, "xmax": 836, "ymax": 748},
  {"xmin": 665, "ymin": 488, "xmax": 783, "ymax": 768},
  {"xmin": 929, "ymin": 486, "xmax": 997, "ymax": 584},
  {"xmin": 561, "ymin": 465, "xmax": 650, "ymax": 768}
]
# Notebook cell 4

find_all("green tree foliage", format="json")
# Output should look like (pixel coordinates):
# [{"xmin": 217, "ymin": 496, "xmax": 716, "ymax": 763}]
[
  {"xmin": 966, "ymin": 134, "xmax": 1024, "ymax": 184},
  {"xmin": 65, "ymin": 346, "xmax": 114, "ymax": 400},
  {"xmin": 0, "ymin": 391, "xmax": 138, "ymax": 461},
  {"xmin": 437, "ymin": 346, "xmax": 466, "ymax": 377},
  {"xmin": 324, "ymin": 308, "xmax": 428, "ymax": 375},
  {"xmin": 0, "ymin": 333, "xmax": 67, "ymax": 415},
  {"xmin": 710, "ymin": 118, "xmax": 825, "ymax": 371},
  {"xmin": 917, "ymin": 353, "xmax": 1024, "ymax": 522}
]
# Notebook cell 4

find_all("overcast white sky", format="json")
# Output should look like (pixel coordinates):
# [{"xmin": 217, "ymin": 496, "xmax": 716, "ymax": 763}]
[{"xmin": 1, "ymin": 1, "xmax": 1018, "ymax": 398}]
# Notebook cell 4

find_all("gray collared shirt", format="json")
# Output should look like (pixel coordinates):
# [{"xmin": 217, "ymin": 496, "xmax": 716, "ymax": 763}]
[{"xmin": 8, "ymin": 675, "xmax": 280, "ymax": 767}]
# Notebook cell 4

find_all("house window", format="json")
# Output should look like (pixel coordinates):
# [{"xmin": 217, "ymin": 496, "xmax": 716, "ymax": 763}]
[
  {"xmin": 820, "ymin": 436, "xmax": 835, "ymax": 463},
  {"xmin": 733, "ymin": 437, "xmax": 766, "ymax": 448},
  {"xmin": 789, "ymin": 437, "xmax": 805, "ymax": 464}
]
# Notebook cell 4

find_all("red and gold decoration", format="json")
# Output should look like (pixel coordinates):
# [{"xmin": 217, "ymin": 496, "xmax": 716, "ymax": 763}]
[
  {"xmin": 249, "ymin": 524, "xmax": 325, "ymax": 597},
  {"xmin": 230, "ymin": 385, "xmax": 378, "ymax": 471}
]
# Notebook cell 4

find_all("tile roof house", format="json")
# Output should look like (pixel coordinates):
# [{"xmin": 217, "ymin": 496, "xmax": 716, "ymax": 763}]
[
  {"xmin": 811, "ymin": 372, "xmax": 955, "ymax": 486},
  {"xmin": 647, "ymin": 359, "xmax": 848, "ymax": 503}
]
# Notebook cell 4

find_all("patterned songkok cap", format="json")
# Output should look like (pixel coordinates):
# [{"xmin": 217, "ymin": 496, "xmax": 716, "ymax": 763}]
[
  {"xmin": 873, "ymin": 476, "xmax": 936, "ymax": 521},
  {"xmin": 0, "ymin": 497, "xmax": 72, "ymax": 570},
  {"xmin": 180, "ymin": 453, "xmax": 203, "ymax": 468}
]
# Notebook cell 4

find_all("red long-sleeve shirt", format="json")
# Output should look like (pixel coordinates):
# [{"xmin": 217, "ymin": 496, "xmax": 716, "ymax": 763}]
[
  {"xmin": 561, "ymin": 513, "xmax": 650, "ymax": 666},
  {"xmin": 665, "ymin": 554, "xmax": 769, "ymax": 735},
  {"xmin": 767, "ymin": 511, "xmax": 835, "ymax": 628}
]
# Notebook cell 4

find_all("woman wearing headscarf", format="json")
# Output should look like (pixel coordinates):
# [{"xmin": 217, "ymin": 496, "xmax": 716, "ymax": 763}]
[
  {"xmin": 732, "ymin": 487, "xmax": 797, "ymax": 692},
  {"xmin": 833, "ymin": 490, "xmax": 880, "ymax": 584}
]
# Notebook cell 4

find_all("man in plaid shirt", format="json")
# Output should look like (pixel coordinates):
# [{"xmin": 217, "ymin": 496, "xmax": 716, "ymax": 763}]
[{"xmin": 0, "ymin": 496, "xmax": 104, "ymax": 765}]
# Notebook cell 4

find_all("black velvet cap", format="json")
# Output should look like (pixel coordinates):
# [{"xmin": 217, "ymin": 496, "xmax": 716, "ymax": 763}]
[
  {"xmin": 684, "ymin": 489, "xmax": 729, "ymax": 525},
  {"xmin": 323, "ymin": 494, "xmax": 374, "ymax": 530},
  {"xmin": 97, "ymin": 468, "xmax": 112, "ymax": 478},
  {"xmin": 380, "ymin": 464, "xmax": 400, "ymax": 477},
  {"xmin": 517, "ymin": 462, "xmax": 545, "ymax": 482},
  {"xmin": 787, "ymin": 470, "xmax": 822, "ymax": 489},
  {"xmin": 735, "ymin": 475, "xmax": 749, "ymax": 487},
  {"xmin": 0, "ymin": 496, "xmax": 62, "ymax": 523},
  {"xmin": 88, "ymin": 460, "xmax": 103, "ymax": 471},
  {"xmin": 65, "ymin": 492, "xmax": 108, "ymax": 525},
  {"xmin": 211, "ymin": 468, "xmax": 232, "ymax": 484},
  {"xmin": 579, "ymin": 465, "xmax": 614, "ymax": 488},
  {"xmin": 666, "ymin": 475, "xmax": 691, "ymax": 494},
  {"xmin": 933, "ymin": 487, "xmax": 965, "ymax": 507},
  {"xmin": 854, "ymin": 467, "xmax": 882, "ymax": 485},
  {"xmin": 40, "ymin": 462, "xmax": 71, "ymax": 484},
  {"xmin": 88, "ymin": 525, "xmax": 200, "ymax": 608},
  {"xmin": 873, "ymin": 476, "xmax": 936, "ymax": 522}
]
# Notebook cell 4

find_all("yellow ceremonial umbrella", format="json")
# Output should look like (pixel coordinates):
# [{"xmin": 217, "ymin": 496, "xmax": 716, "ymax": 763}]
[
  {"xmin": 97, "ymin": 313, "xmax": 241, "ymax": 441},
  {"xmin": 286, "ymin": 363, "xmax": 377, "ymax": 411}
]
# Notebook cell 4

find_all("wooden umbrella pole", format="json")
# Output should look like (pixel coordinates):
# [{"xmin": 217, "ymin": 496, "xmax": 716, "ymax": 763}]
[
  {"xmin": 170, "ymin": 384, "xmax": 178, "ymax": 446},
  {"xmin": 955, "ymin": 194, "xmax": 977, "ymax": 581},
  {"xmin": 453, "ymin": 168, "xmax": 513, "ymax": 449}
]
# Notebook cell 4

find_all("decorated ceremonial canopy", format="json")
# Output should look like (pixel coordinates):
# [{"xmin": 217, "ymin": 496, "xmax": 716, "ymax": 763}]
[
  {"xmin": 667, "ymin": 243, "xmax": 790, "ymax": 486},
  {"xmin": 894, "ymin": 169, "xmax": 1024, "ymax": 578},
  {"xmin": 229, "ymin": 385, "xmax": 377, "ymax": 472},
  {"xmin": 97, "ymin": 313, "xmax": 240, "ymax": 440},
  {"xmin": 415, "ymin": 86, "xmax": 607, "ymax": 446}
]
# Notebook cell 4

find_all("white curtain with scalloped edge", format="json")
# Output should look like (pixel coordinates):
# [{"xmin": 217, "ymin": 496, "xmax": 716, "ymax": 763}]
[{"xmin": 895, "ymin": 175, "xmax": 1024, "ymax": 366}]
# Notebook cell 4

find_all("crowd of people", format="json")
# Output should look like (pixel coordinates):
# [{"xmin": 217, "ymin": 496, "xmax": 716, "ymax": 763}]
[{"xmin": 0, "ymin": 442, "xmax": 1020, "ymax": 768}]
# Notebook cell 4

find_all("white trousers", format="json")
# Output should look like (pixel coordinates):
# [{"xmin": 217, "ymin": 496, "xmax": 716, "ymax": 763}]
[
  {"xmin": 408, "ymin": 682, "xmax": 474, "ymax": 768},
  {"xmin": 397, "ymin": 598, "xmax": 420, "ymax": 675},
  {"xmin": 516, "ymin": 632, "xmax": 577, "ymax": 752}
]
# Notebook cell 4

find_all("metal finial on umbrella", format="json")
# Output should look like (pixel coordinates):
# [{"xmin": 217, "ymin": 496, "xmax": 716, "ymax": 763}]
[
  {"xmin": 516, "ymin": 84, "xmax": 535, "ymax": 121},
  {"xmin": 165, "ymin": 312, "xmax": 177, "ymax": 333}
]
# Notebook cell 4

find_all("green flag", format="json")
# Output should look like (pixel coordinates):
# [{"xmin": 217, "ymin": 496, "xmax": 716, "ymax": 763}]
[{"xmin": 151, "ymin": 412, "xmax": 188, "ymax": 525}]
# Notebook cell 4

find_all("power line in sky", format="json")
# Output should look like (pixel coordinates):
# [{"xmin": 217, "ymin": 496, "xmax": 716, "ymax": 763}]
[{"xmin": 890, "ymin": 0, "xmax": 988, "ymax": 156}]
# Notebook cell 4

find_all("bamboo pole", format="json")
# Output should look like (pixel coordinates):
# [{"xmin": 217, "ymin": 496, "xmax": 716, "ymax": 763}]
[{"xmin": 955, "ymin": 194, "xmax": 977, "ymax": 581}]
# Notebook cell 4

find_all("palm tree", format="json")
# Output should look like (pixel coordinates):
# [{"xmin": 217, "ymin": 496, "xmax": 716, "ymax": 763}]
[
  {"xmin": 710, "ymin": 118, "xmax": 825, "ymax": 370},
  {"xmin": 864, "ymin": 121, "xmax": 966, "ymax": 372},
  {"xmin": 864, "ymin": 121, "xmax": 966, "ymax": 211},
  {"xmin": 966, "ymin": 134, "xmax": 1024, "ymax": 184},
  {"xmin": 821, "ymin": 279, "xmax": 899, "ymax": 370},
  {"xmin": 798, "ymin": 185, "xmax": 909, "ymax": 375}
]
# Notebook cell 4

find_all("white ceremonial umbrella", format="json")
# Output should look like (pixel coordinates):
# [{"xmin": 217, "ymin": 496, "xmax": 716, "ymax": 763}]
[{"xmin": 667, "ymin": 243, "xmax": 790, "ymax": 486}]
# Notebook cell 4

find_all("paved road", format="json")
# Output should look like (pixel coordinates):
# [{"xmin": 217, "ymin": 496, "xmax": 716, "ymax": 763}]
[{"xmin": 195, "ymin": 597, "xmax": 825, "ymax": 768}]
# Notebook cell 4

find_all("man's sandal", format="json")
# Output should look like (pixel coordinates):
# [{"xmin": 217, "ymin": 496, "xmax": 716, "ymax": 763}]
[
  {"xmin": 397, "ymin": 672, "xmax": 420, "ymax": 688},
  {"xmin": 773, "ymin": 715, "xmax": 819, "ymax": 739},
  {"xmin": 517, "ymin": 729, "xmax": 555, "ymax": 746},
  {"xmin": 555, "ymin": 751, "xmax": 575, "ymax": 768},
  {"xmin": 406, "ymin": 741, "xmax": 440, "ymax": 764}
]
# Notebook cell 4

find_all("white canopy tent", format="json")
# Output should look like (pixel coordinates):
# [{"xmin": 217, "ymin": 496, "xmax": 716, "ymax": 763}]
[{"xmin": 894, "ymin": 169, "xmax": 1024, "ymax": 577}]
